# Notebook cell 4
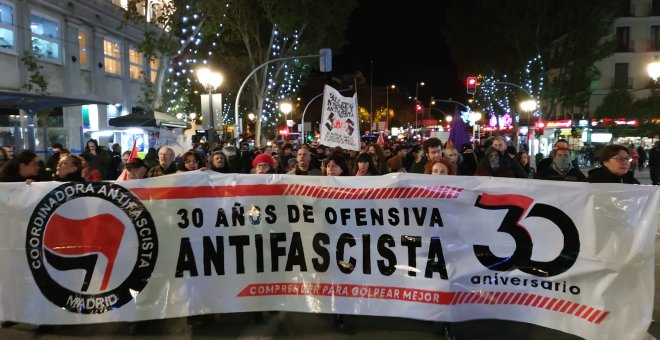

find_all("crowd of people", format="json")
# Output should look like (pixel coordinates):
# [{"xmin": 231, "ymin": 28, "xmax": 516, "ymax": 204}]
[{"xmin": 1, "ymin": 137, "xmax": 659, "ymax": 186}]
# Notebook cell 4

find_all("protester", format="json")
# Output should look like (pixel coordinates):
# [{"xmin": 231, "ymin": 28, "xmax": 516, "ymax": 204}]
[
  {"xmin": 324, "ymin": 152, "xmax": 350, "ymax": 176},
  {"xmin": 354, "ymin": 152, "xmax": 380, "ymax": 176},
  {"xmin": 386, "ymin": 144, "xmax": 410, "ymax": 173},
  {"xmin": 515, "ymin": 151, "xmax": 536, "ymax": 179},
  {"xmin": 46, "ymin": 142, "xmax": 63, "ymax": 173},
  {"xmin": 176, "ymin": 150, "xmax": 204, "ymax": 172},
  {"xmin": 54, "ymin": 154, "xmax": 84, "ymax": 181},
  {"xmin": 81, "ymin": 138, "xmax": 110, "ymax": 179},
  {"xmin": 537, "ymin": 148, "xmax": 586, "ymax": 182},
  {"xmin": 81, "ymin": 154, "xmax": 104, "ymax": 182},
  {"xmin": 287, "ymin": 146, "xmax": 321, "ymax": 175},
  {"xmin": 474, "ymin": 146, "xmax": 515, "ymax": 177},
  {"xmin": 424, "ymin": 158, "xmax": 457, "ymax": 175},
  {"xmin": 410, "ymin": 138, "xmax": 442, "ymax": 173},
  {"xmin": 124, "ymin": 158, "xmax": 149, "ymax": 180},
  {"xmin": 588, "ymin": 144, "xmax": 640, "ymax": 184},
  {"xmin": 146, "ymin": 146, "xmax": 177, "ymax": 177},
  {"xmin": 651, "ymin": 141, "xmax": 660, "ymax": 185},
  {"xmin": 143, "ymin": 147, "xmax": 159, "ymax": 169},
  {"xmin": 252, "ymin": 153, "xmax": 275, "ymax": 174},
  {"xmin": 367, "ymin": 143, "xmax": 387, "ymax": 175},
  {"xmin": 209, "ymin": 149, "xmax": 230, "ymax": 173},
  {"xmin": 0, "ymin": 150, "xmax": 41, "ymax": 184}
]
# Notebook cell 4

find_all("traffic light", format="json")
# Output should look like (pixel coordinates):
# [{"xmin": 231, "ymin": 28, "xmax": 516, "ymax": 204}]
[
  {"xmin": 466, "ymin": 76, "xmax": 477, "ymax": 94},
  {"xmin": 535, "ymin": 121, "xmax": 545, "ymax": 137},
  {"xmin": 415, "ymin": 104, "xmax": 423, "ymax": 113}
]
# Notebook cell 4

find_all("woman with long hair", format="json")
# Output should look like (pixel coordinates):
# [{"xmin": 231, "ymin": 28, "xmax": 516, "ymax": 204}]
[
  {"xmin": 0, "ymin": 150, "xmax": 41, "ymax": 183},
  {"xmin": 177, "ymin": 150, "xmax": 204, "ymax": 172},
  {"xmin": 353, "ymin": 152, "xmax": 380, "ymax": 176}
]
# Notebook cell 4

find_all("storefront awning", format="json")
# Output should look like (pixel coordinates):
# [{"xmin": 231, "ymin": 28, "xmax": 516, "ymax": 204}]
[
  {"xmin": 0, "ymin": 90, "xmax": 109, "ymax": 112},
  {"xmin": 108, "ymin": 111, "xmax": 189, "ymax": 129}
]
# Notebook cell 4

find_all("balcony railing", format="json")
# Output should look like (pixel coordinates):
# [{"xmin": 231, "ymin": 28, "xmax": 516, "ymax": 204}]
[
  {"xmin": 611, "ymin": 77, "xmax": 633, "ymax": 90},
  {"xmin": 615, "ymin": 40, "xmax": 634, "ymax": 53}
]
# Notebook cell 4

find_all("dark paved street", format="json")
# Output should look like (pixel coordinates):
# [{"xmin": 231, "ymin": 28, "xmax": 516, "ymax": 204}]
[{"xmin": 1, "ymin": 170, "xmax": 656, "ymax": 339}]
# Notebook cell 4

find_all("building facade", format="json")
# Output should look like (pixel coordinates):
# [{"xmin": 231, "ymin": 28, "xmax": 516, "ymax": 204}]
[{"xmin": 0, "ymin": 0, "xmax": 163, "ymax": 154}]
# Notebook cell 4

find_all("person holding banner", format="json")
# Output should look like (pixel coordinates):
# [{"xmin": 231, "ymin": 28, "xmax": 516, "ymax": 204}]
[
  {"xmin": 588, "ymin": 144, "xmax": 640, "ymax": 184},
  {"xmin": 252, "ymin": 153, "xmax": 275, "ymax": 174},
  {"xmin": 176, "ymin": 151, "xmax": 204, "ymax": 173},
  {"xmin": 53, "ymin": 155, "xmax": 84, "ymax": 182},
  {"xmin": 324, "ymin": 152, "xmax": 350, "ymax": 176},
  {"xmin": 537, "ymin": 148, "xmax": 586, "ymax": 182},
  {"xmin": 424, "ymin": 158, "xmax": 457, "ymax": 176},
  {"xmin": 146, "ymin": 147, "xmax": 177, "ymax": 177},
  {"xmin": 0, "ymin": 150, "xmax": 41, "ymax": 184}
]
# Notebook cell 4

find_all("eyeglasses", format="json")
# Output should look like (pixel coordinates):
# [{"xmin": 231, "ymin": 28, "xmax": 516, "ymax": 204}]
[{"xmin": 609, "ymin": 156, "xmax": 632, "ymax": 163}]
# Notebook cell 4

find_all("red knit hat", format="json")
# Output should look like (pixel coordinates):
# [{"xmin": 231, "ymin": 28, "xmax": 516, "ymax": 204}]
[{"xmin": 252, "ymin": 153, "xmax": 274, "ymax": 169}]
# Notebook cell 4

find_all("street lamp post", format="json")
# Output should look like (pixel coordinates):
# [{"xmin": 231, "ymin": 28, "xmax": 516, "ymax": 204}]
[
  {"xmin": 520, "ymin": 99, "xmax": 538, "ymax": 154},
  {"xmin": 648, "ymin": 61, "xmax": 660, "ymax": 82},
  {"xmin": 279, "ymin": 101, "xmax": 293, "ymax": 134},
  {"xmin": 386, "ymin": 85, "xmax": 395, "ymax": 135},
  {"xmin": 196, "ymin": 67, "xmax": 223, "ymax": 146},
  {"xmin": 415, "ymin": 81, "xmax": 425, "ymax": 130},
  {"xmin": 247, "ymin": 113, "xmax": 255, "ymax": 136}
]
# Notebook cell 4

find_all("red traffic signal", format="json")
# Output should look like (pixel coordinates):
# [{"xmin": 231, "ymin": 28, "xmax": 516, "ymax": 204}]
[
  {"xmin": 467, "ymin": 76, "xmax": 477, "ymax": 94},
  {"xmin": 415, "ymin": 104, "xmax": 423, "ymax": 113},
  {"xmin": 535, "ymin": 121, "xmax": 545, "ymax": 135}
]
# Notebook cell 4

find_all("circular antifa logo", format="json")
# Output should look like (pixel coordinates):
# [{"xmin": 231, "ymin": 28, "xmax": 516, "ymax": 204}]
[{"xmin": 26, "ymin": 182, "xmax": 157, "ymax": 314}]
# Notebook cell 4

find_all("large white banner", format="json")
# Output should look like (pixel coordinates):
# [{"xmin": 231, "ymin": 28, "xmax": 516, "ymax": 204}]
[
  {"xmin": 0, "ymin": 173, "xmax": 658, "ymax": 340},
  {"xmin": 320, "ymin": 85, "xmax": 360, "ymax": 151}
]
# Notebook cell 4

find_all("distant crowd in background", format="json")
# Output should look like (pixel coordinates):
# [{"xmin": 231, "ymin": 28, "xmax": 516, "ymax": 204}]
[{"xmin": 1, "ymin": 136, "xmax": 659, "ymax": 186}]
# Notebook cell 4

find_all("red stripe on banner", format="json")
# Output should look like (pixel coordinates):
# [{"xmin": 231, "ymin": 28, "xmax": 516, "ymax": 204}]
[
  {"xmin": 450, "ymin": 292, "xmax": 461, "ymax": 305},
  {"xmin": 237, "ymin": 283, "xmax": 455, "ymax": 305},
  {"xmin": 496, "ymin": 292, "xmax": 509, "ymax": 304},
  {"xmin": 559, "ymin": 300, "xmax": 572, "ymax": 313},
  {"xmin": 537, "ymin": 297, "xmax": 550, "ymax": 308},
  {"xmin": 490, "ymin": 292, "xmax": 501, "ymax": 304},
  {"xmin": 580, "ymin": 307, "xmax": 595, "ymax": 319},
  {"xmin": 547, "ymin": 298, "xmax": 560, "ymax": 310},
  {"xmin": 515, "ymin": 293, "xmax": 529, "ymax": 305},
  {"xmin": 566, "ymin": 302, "xmax": 580, "ymax": 314},
  {"xmin": 501, "ymin": 292, "xmax": 513, "ymax": 304},
  {"xmin": 131, "ymin": 184, "xmax": 465, "ymax": 201},
  {"xmin": 523, "ymin": 294, "xmax": 535, "ymax": 306},
  {"xmin": 530, "ymin": 295, "xmax": 542, "ymax": 307},
  {"xmin": 574, "ymin": 305, "xmax": 587, "ymax": 317},
  {"xmin": 468, "ymin": 292, "xmax": 481, "ymax": 304},
  {"xmin": 588, "ymin": 310, "xmax": 602, "ymax": 323},
  {"xmin": 594, "ymin": 311, "xmax": 610, "ymax": 324},
  {"xmin": 458, "ymin": 292, "xmax": 471, "ymax": 304},
  {"xmin": 507, "ymin": 293, "xmax": 521, "ymax": 304},
  {"xmin": 552, "ymin": 300, "xmax": 565, "ymax": 311}
]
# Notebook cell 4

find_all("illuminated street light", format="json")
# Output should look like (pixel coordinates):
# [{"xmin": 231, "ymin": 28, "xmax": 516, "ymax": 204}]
[
  {"xmin": 445, "ymin": 115, "xmax": 453, "ymax": 123},
  {"xmin": 519, "ymin": 99, "xmax": 538, "ymax": 112},
  {"xmin": 279, "ymin": 101, "xmax": 293, "ymax": 133},
  {"xmin": 415, "ymin": 81, "xmax": 425, "ymax": 129},
  {"xmin": 196, "ymin": 67, "xmax": 223, "ymax": 146},
  {"xmin": 648, "ymin": 61, "xmax": 660, "ymax": 81},
  {"xmin": 386, "ymin": 84, "xmax": 396, "ymax": 134}
]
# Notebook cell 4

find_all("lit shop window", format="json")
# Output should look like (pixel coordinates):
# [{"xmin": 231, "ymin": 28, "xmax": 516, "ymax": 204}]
[
  {"xmin": 129, "ymin": 48, "xmax": 143, "ymax": 79},
  {"xmin": 0, "ymin": 2, "xmax": 15, "ymax": 51},
  {"xmin": 104, "ymin": 39, "xmax": 121, "ymax": 75},
  {"xmin": 31, "ymin": 14, "xmax": 60, "ymax": 61},
  {"xmin": 78, "ymin": 30, "xmax": 88, "ymax": 68},
  {"xmin": 150, "ymin": 57, "xmax": 159, "ymax": 82}
]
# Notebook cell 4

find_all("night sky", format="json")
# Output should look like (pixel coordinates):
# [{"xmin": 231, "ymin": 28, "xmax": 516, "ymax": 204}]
[{"xmin": 333, "ymin": 1, "xmax": 465, "ymax": 104}]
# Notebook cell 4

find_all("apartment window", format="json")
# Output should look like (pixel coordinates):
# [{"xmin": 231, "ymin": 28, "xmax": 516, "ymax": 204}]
[
  {"xmin": 31, "ymin": 14, "xmax": 60, "ymax": 61},
  {"xmin": 129, "ymin": 48, "xmax": 143, "ymax": 79},
  {"xmin": 103, "ymin": 38, "xmax": 121, "ymax": 75},
  {"xmin": 615, "ymin": 27, "xmax": 631, "ymax": 52},
  {"xmin": 0, "ymin": 2, "xmax": 15, "ymax": 51},
  {"xmin": 652, "ymin": 26, "xmax": 660, "ymax": 51},
  {"xmin": 150, "ymin": 57, "xmax": 159, "ymax": 82},
  {"xmin": 613, "ymin": 63, "xmax": 630, "ymax": 89},
  {"xmin": 653, "ymin": 0, "xmax": 660, "ymax": 16},
  {"xmin": 78, "ymin": 30, "xmax": 88, "ymax": 68}
]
